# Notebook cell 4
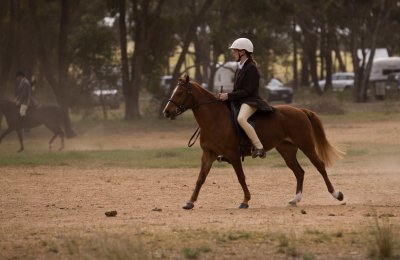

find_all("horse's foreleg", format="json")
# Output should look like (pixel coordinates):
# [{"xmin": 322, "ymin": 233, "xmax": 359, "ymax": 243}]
[
  {"xmin": 276, "ymin": 143, "xmax": 305, "ymax": 206},
  {"xmin": 302, "ymin": 147, "xmax": 344, "ymax": 202},
  {"xmin": 16, "ymin": 129, "xmax": 24, "ymax": 153},
  {"xmin": 48, "ymin": 134, "xmax": 58, "ymax": 151},
  {"xmin": 229, "ymin": 155, "xmax": 251, "ymax": 209},
  {"xmin": 0, "ymin": 128, "xmax": 13, "ymax": 144},
  {"xmin": 184, "ymin": 151, "xmax": 216, "ymax": 210},
  {"xmin": 59, "ymin": 134, "xmax": 64, "ymax": 151}
]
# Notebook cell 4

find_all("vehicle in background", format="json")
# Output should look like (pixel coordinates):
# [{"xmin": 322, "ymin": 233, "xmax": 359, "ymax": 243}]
[
  {"xmin": 91, "ymin": 88, "xmax": 121, "ymax": 109},
  {"xmin": 160, "ymin": 75, "xmax": 173, "ymax": 92},
  {"xmin": 263, "ymin": 78, "xmax": 293, "ymax": 103},
  {"xmin": 370, "ymin": 57, "xmax": 400, "ymax": 99},
  {"xmin": 318, "ymin": 72, "xmax": 354, "ymax": 92},
  {"xmin": 213, "ymin": 62, "xmax": 238, "ymax": 92}
]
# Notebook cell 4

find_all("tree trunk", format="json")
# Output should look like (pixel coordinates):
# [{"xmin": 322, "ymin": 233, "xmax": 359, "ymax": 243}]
[
  {"xmin": 351, "ymin": 0, "xmax": 388, "ymax": 102},
  {"xmin": 324, "ymin": 24, "xmax": 333, "ymax": 91},
  {"xmin": 193, "ymin": 35, "xmax": 203, "ymax": 84},
  {"xmin": 333, "ymin": 33, "xmax": 346, "ymax": 72},
  {"xmin": 304, "ymin": 28, "xmax": 321, "ymax": 94},
  {"xmin": 300, "ymin": 52, "xmax": 309, "ymax": 87},
  {"xmin": 319, "ymin": 25, "xmax": 326, "ymax": 81},
  {"xmin": 0, "ymin": 0, "xmax": 18, "ymax": 97},
  {"xmin": 359, "ymin": 0, "xmax": 388, "ymax": 102},
  {"xmin": 292, "ymin": 19, "xmax": 299, "ymax": 89},
  {"xmin": 58, "ymin": 0, "xmax": 75, "ymax": 137},
  {"xmin": 124, "ymin": 0, "xmax": 164, "ymax": 119},
  {"xmin": 118, "ymin": 0, "xmax": 132, "ymax": 119}
]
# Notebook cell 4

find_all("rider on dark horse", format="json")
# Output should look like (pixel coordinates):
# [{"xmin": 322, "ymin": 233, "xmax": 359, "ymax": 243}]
[
  {"xmin": 218, "ymin": 38, "xmax": 274, "ymax": 159},
  {"xmin": 15, "ymin": 70, "xmax": 36, "ymax": 130}
]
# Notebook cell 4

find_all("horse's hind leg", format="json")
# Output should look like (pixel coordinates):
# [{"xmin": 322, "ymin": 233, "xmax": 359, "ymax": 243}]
[
  {"xmin": 276, "ymin": 142, "xmax": 305, "ymax": 206},
  {"xmin": 184, "ymin": 150, "xmax": 217, "ymax": 210},
  {"xmin": 48, "ymin": 133, "xmax": 58, "ymax": 150},
  {"xmin": 59, "ymin": 133, "xmax": 64, "ymax": 151},
  {"xmin": 16, "ymin": 129, "xmax": 24, "ymax": 153},
  {"xmin": 47, "ymin": 126, "xmax": 64, "ymax": 151},
  {"xmin": 302, "ymin": 146, "xmax": 344, "ymax": 201}
]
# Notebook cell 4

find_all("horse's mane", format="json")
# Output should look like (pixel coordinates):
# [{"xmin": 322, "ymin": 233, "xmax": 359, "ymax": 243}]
[{"xmin": 189, "ymin": 81, "xmax": 219, "ymax": 101}]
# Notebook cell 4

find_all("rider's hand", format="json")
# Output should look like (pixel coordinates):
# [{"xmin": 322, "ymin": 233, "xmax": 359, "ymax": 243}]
[{"xmin": 218, "ymin": 93, "xmax": 229, "ymax": 101}]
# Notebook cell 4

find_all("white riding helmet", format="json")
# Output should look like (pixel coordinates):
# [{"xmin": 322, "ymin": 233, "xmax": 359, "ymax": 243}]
[{"xmin": 229, "ymin": 38, "xmax": 254, "ymax": 53}]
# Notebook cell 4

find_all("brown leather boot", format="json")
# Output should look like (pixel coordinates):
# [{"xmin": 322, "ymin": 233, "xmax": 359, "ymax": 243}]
[{"xmin": 251, "ymin": 148, "xmax": 266, "ymax": 159}]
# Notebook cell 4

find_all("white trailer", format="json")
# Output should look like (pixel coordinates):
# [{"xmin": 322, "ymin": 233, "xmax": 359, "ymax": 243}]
[
  {"xmin": 370, "ymin": 57, "xmax": 400, "ymax": 81},
  {"xmin": 213, "ymin": 62, "xmax": 238, "ymax": 92},
  {"xmin": 370, "ymin": 57, "xmax": 400, "ymax": 99}
]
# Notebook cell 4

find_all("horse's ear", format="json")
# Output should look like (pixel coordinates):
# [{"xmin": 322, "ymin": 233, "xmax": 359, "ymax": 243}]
[{"xmin": 180, "ymin": 73, "xmax": 189, "ymax": 83}]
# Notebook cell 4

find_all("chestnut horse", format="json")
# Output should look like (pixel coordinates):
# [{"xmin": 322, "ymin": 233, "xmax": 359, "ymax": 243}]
[{"xmin": 163, "ymin": 74, "xmax": 344, "ymax": 210}]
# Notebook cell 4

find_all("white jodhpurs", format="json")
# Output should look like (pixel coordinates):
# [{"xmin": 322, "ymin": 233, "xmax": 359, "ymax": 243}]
[
  {"xmin": 20, "ymin": 104, "xmax": 28, "ymax": 117},
  {"xmin": 237, "ymin": 103, "xmax": 263, "ymax": 149}
]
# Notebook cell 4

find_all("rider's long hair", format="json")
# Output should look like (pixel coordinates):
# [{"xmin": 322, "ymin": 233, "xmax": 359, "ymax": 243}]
[{"xmin": 246, "ymin": 51, "xmax": 257, "ymax": 66}]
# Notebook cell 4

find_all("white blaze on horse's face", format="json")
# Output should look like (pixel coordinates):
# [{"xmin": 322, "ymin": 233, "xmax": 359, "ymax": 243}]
[
  {"xmin": 163, "ymin": 82, "xmax": 187, "ymax": 119},
  {"xmin": 164, "ymin": 85, "xmax": 179, "ymax": 111}
]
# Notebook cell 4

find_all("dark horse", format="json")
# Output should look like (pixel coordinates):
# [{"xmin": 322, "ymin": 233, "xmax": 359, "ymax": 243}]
[
  {"xmin": 163, "ymin": 74, "xmax": 345, "ymax": 209},
  {"xmin": 0, "ymin": 99, "xmax": 66, "ymax": 152}
]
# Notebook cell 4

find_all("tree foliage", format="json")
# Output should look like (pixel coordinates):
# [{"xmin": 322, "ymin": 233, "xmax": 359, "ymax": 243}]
[{"xmin": 1, "ymin": 0, "xmax": 400, "ymax": 123}]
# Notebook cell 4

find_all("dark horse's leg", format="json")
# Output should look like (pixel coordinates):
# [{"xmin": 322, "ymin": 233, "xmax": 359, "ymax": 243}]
[
  {"xmin": 276, "ymin": 142, "xmax": 305, "ymax": 206},
  {"xmin": 0, "ymin": 127, "xmax": 24, "ymax": 153},
  {"xmin": 0, "ymin": 128, "xmax": 14, "ymax": 143},
  {"xmin": 16, "ymin": 129, "xmax": 24, "ymax": 152},
  {"xmin": 46, "ymin": 126, "xmax": 64, "ymax": 151},
  {"xmin": 184, "ymin": 150, "xmax": 217, "ymax": 210}
]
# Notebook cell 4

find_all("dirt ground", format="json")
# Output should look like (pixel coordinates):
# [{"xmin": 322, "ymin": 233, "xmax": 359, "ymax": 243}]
[{"xmin": 1, "ymin": 114, "xmax": 400, "ymax": 259}]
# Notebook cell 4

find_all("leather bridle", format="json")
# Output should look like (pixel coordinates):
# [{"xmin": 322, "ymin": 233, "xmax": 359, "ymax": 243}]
[{"xmin": 167, "ymin": 81, "xmax": 196, "ymax": 116}]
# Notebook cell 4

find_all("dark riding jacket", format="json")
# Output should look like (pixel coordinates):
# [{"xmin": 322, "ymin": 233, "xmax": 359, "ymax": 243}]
[
  {"xmin": 15, "ymin": 77, "xmax": 34, "ymax": 106},
  {"xmin": 228, "ymin": 59, "xmax": 274, "ymax": 112}
]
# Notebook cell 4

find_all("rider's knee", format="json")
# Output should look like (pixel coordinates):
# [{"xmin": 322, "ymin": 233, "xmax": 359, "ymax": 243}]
[{"xmin": 237, "ymin": 114, "xmax": 247, "ymax": 126}]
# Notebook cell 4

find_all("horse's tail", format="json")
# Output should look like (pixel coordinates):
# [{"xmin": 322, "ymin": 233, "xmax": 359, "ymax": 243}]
[{"xmin": 301, "ymin": 108, "xmax": 345, "ymax": 167}]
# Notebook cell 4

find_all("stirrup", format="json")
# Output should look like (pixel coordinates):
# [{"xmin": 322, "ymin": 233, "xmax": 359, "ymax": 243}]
[{"xmin": 217, "ymin": 155, "xmax": 230, "ymax": 163}]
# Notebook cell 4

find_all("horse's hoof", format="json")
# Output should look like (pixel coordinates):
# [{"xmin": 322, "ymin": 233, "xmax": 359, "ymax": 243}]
[
  {"xmin": 239, "ymin": 203, "xmax": 249, "ymax": 209},
  {"xmin": 182, "ymin": 202, "xmax": 194, "ymax": 210},
  {"xmin": 337, "ymin": 191, "xmax": 344, "ymax": 201},
  {"xmin": 288, "ymin": 201, "xmax": 297, "ymax": 207}
]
